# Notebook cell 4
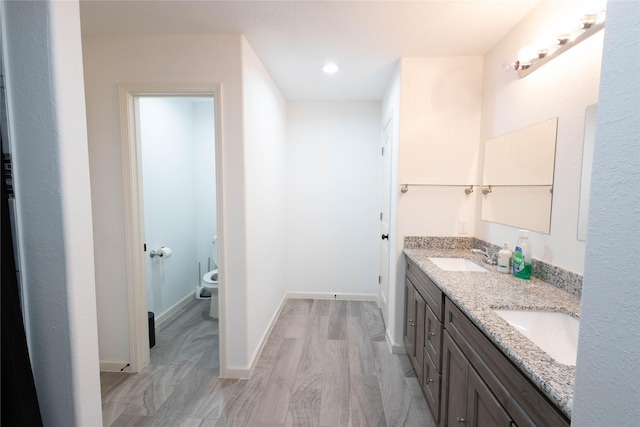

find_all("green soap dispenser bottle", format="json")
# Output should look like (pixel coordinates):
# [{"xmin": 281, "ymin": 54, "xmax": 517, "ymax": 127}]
[{"xmin": 513, "ymin": 230, "xmax": 532, "ymax": 279}]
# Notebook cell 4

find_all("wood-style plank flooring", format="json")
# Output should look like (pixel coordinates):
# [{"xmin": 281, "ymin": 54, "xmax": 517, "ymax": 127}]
[{"xmin": 100, "ymin": 299, "xmax": 436, "ymax": 427}]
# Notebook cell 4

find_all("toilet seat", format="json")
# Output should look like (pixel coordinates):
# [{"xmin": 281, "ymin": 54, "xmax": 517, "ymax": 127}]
[{"xmin": 202, "ymin": 269, "xmax": 218, "ymax": 289}]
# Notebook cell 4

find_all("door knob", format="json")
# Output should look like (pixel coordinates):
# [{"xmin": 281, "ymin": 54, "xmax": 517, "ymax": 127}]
[{"xmin": 381, "ymin": 234, "xmax": 389, "ymax": 240}]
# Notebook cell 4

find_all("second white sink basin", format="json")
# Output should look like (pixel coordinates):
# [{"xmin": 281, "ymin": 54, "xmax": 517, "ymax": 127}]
[
  {"xmin": 428, "ymin": 257, "xmax": 488, "ymax": 272},
  {"xmin": 494, "ymin": 309, "xmax": 579, "ymax": 366}
]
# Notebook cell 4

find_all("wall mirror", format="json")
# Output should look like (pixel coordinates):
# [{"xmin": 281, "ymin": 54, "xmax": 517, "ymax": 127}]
[
  {"xmin": 481, "ymin": 118, "xmax": 558, "ymax": 234},
  {"xmin": 577, "ymin": 104, "xmax": 597, "ymax": 241}
]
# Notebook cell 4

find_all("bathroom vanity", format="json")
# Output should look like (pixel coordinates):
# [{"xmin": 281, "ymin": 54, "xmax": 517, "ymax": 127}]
[{"xmin": 404, "ymin": 247, "xmax": 579, "ymax": 427}]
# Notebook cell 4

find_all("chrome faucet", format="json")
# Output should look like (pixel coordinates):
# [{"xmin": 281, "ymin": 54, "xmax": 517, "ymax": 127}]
[{"xmin": 471, "ymin": 247, "xmax": 497, "ymax": 265}]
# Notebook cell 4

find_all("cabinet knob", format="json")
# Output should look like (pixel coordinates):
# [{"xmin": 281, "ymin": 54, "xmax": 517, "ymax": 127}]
[
  {"xmin": 427, "ymin": 378, "xmax": 434, "ymax": 384},
  {"xmin": 428, "ymin": 332, "xmax": 436, "ymax": 338},
  {"xmin": 408, "ymin": 319, "xmax": 414, "ymax": 326},
  {"xmin": 456, "ymin": 417, "xmax": 466, "ymax": 423}
]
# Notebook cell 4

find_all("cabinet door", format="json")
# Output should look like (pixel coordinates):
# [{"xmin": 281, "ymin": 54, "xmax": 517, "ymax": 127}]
[
  {"xmin": 441, "ymin": 332, "xmax": 469, "ymax": 427},
  {"xmin": 413, "ymin": 290, "xmax": 425, "ymax": 382},
  {"xmin": 467, "ymin": 367, "xmax": 513, "ymax": 427},
  {"xmin": 405, "ymin": 278, "xmax": 426, "ymax": 380},
  {"xmin": 422, "ymin": 348, "xmax": 442, "ymax": 424},
  {"xmin": 404, "ymin": 279, "xmax": 415, "ymax": 357}
]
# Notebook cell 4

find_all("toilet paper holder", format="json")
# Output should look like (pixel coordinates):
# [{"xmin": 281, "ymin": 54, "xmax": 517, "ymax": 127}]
[{"xmin": 150, "ymin": 247, "xmax": 172, "ymax": 259}]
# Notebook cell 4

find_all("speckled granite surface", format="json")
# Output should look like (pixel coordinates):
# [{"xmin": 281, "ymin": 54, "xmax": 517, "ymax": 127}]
[
  {"xmin": 404, "ymin": 236, "xmax": 474, "ymax": 250},
  {"xmin": 532, "ymin": 259, "xmax": 583, "ymax": 297},
  {"xmin": 404, "ymin": 247, "xmax": 580, "ymax": 419},
  {"xmin": 405, "ymin": 236, "xmax": 583, "ymax": 296}
]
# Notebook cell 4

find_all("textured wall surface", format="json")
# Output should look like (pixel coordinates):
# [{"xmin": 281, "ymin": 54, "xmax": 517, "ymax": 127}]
[
  {"xmin": 2, "ymin": 1, "xmax": 102, "ymax": 424},
  {"xmin": 572, "ymin": 1, "xmax": 640, "ymax": 424}
]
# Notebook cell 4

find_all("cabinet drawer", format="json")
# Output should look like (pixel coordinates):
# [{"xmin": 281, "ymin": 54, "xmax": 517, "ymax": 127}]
[
  {"xmin": 422, "ymin": 348, "xmax": 441, "ymax": 424},
  {"xmin": 407, "ymin": 260, "xmax": 443, "ymax": 320},
  {"xmin": 424, "ymin": 304, "xmax": 443, "ymax": 369}
]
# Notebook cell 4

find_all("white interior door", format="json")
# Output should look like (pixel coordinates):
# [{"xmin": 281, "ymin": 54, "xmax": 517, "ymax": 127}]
[{"xmin": 379, "ymin": 117, "xmax": 392, "ymax": 326}]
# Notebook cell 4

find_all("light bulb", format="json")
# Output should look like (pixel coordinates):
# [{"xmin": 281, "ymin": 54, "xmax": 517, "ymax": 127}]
[
  {"xmin": 536, "ymin": 30, "xmax": 560, "ymax": 49},
  {"xmin": 579, "ymin": 14, "xmax": 598, "ymax": 29},
  {"xmin": 501, "ymin": 60, "xmax": 519, "ymax": 72},
  {"xmin": 557, "ymin": 33, "xmax": 572, "ymax": 45},
  {"xmin": 322, "ymin": 63, "xmax": 339, "ymax": 74},
  {"xmin": 517, "ymin": 46, "xmax": 538, "ymax": 63}
]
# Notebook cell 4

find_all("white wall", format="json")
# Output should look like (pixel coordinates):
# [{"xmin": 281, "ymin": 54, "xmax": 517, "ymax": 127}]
[
  {"xmin": 476, "ymin": 0, "xmax": 604, "ymax": 274},
  {"xmin": 1, "ymin": 1, "xmax": 102, "ymax": 424},
  {"xmin": 240, "ymin": 38, "xmax": 289, "ymax": 367},
  {"xmin": 82, "ymin": 34, "xmax": 251, "ymax": 369},
  {"xmin": 139, "ymin": 97, "xmax": 199, "ymax": 316},
  {"xmin": 385, "ymin": 57, "xmax": 484, "ymax": 347},
  {"xmin": 572, "ymin": 1, "xmax": 640, "ymax": 423},
  {"xmin": 285, "ymin": 102, "xmax": 382, "ymax": 296}
]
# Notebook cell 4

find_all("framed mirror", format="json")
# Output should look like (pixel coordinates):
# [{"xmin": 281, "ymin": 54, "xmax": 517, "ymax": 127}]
[
  {"xmin": 481, "ymin": 118, "xmax": 558, "ymax": 233},
  {"xmin": 577, "ymin": 104, "xmax": 597, "ymax": 241}
]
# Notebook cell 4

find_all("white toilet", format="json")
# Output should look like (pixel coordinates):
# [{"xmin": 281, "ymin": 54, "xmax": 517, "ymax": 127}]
[{"xmin": 202, "ymin": 269, "xmax": 218, "ymax": 319}]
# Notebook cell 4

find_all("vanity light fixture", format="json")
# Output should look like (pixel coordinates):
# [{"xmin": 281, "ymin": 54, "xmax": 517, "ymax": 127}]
[
  {"xmin": 322, "ymin": 63, "xmax": 339, "ymax": 74},
  {"xmin": 503, "ymin": 9, "xmax": 605, "ymax": 77}
]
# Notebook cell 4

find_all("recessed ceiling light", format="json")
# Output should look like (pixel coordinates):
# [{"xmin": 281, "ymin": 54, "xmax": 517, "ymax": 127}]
[{"xmin": 322, "ymin": 63, "xmax": 339, "ymax": 74}]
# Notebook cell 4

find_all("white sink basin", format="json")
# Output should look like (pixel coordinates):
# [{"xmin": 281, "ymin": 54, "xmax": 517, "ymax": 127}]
[
  {"xmin": 494, "ymin": 310, "xmax": 579, "ymax": 366},
  {"xmin": 428, "ymin": 257, "xmax": 487, "ymax": 272}
]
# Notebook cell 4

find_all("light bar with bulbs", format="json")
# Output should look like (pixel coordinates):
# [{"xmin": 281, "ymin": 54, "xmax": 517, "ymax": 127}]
[{"xmin": 503, "ymin": 10, "xmax": 606, "ymax": 77}]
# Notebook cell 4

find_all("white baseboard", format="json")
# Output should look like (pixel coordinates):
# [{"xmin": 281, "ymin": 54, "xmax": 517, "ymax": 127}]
[
  {"xmin": 155, "ymin": 292, "xmax": 196, "ymax": 330},
  {"xmin": 100, "ymin": 360, "xmax": 132, "ymax": 372},
  {"xmin": 220, "ymin": 294, "xmax": 288, "ymax": 380},
  {"xmin": 223, "ymin": 365, "xmax": 252, "ymax": 379},
  {"xmin": 286, "ymin": 292, "xmax": 378, "ymax": 301},
  {"xmin": 386, "ymin": 329, "xmax": 407, "ymax": 354},
  {"xmin": 389, "ymin": 342, "xmax": 407, "ymax": 354}
]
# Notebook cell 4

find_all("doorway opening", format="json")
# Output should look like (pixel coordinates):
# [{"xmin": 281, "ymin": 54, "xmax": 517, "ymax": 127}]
[
  {"xmin": 119, "ymin": 85, "xmax": 225, "ymax": 374},
  {"xmin": 139, "ymin": 96, "xmax": 218, "ymax": 325}
]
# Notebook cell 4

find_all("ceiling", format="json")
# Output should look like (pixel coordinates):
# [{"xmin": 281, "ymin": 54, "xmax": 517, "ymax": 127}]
[{"xmin": 79, "ymin": 0, "xmax": 540, "ymax": 101}]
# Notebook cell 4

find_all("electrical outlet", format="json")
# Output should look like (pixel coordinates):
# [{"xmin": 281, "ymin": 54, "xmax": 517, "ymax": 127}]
[{"xmin": 458, "ymin": 219, "xmax": 468, "ymax": 234}]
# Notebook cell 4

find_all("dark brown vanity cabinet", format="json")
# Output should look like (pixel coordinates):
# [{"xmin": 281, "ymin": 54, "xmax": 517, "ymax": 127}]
[
  {"xmin": 404, "ymin": 260, "xmax": 444, "ymax": 423},
  {"xmin": 443, "ymin": 298, "xmax": 570, "ymax": 427},
  {"xmin": 404, "ymin": 258, "xmax": 571, "ymax": 427}
]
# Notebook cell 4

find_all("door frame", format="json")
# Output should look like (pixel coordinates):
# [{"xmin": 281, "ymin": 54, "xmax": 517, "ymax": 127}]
[
  {"xmin": 379, "ymin": 116, "xmax": 393, "ymax": 327},
  {"xmin": 118, "ymin": 83, "xmax": 225, "ymax": 372}
]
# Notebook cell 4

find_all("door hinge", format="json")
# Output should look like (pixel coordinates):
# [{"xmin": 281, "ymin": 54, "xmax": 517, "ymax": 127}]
[
  {"xmin": 2, "ymin": 153, "xmax": 14, "ymax": 198},
  {"xmin": 381, "ymin": 147, "xmax": 385, "ymax": 156},
  {"xmin": 144, "ymin": 243, "xmax": 147, "ymax": 252},
  {"xmin": 380, "ymin": 212, "xmax": 383, "ymax": 221},
  {"xmin": 378, "ymin": 275, "xmax": 382, "ymax": 284}
]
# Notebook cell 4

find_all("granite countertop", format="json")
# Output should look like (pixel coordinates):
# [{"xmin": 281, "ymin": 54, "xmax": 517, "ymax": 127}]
[{"xmin": 404, "ymin": 247, "xmax": 580, "ymax": 419}]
